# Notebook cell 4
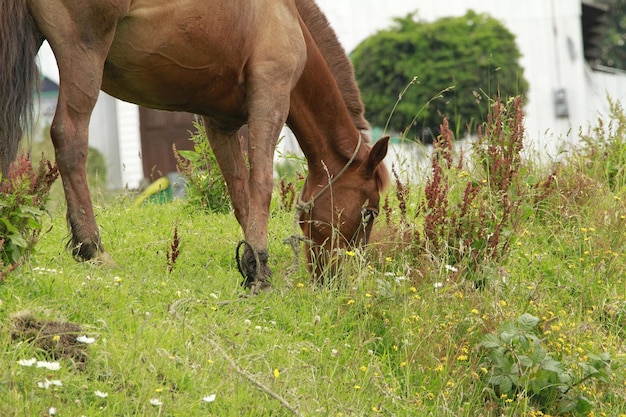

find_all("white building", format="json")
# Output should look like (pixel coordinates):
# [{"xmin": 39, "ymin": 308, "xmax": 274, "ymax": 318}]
[{"xmin": 38, "ymin": 0, "xmax": 626, "ymax": 188}]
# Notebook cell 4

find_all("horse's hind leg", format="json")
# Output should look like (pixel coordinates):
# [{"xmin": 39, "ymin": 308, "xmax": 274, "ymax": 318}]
[{"xmin": 29, "ymin": 2, "xmax": 124, "ymax": 261}]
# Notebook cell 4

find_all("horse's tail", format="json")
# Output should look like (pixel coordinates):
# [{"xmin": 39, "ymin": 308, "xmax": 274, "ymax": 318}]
[
  {"xmin": 294, "ymin": 0, "xmax": 370, "ymax": 134},
  {"xmin": 0, "ymin": 0, "xmax": 42, "ymax": 175}
]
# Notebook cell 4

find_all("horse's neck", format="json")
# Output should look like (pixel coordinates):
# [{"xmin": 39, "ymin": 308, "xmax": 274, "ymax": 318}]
[
  {"xmin": 287, "ymin": 29, "xmax": 365, "ymax": 176},
  {"xmin": 295, "ymin": 0, "xmax": 369, "ymax": 132}
]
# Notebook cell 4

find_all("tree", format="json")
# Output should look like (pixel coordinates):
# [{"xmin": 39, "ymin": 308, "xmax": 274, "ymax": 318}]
[
  {"xmin": 598, "ymin": 0, "xmax": 626, "ymax": 69},
  {"xmin": 351, "ymin": 10, "xmax": 529, "ymax": 141}
]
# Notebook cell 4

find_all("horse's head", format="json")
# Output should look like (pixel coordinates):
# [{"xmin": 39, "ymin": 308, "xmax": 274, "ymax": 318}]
[{"xmin": 299, "ymin": 136, "xmax": 390, "ymax": 278}]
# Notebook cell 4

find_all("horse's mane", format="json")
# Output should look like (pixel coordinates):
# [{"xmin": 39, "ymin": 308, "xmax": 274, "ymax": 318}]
[
  {"xmin": 295, "ymin": 0, "xmax": 370, "ymax": 135},
  {"xmin": 295, "ymin": 0, "xmax": 390, "ymax": 191}
]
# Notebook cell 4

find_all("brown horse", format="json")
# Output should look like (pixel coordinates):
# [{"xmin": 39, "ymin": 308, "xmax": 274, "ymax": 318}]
[{"xmin": 1, "ymin": 0, "xmax": 389, "ymax": 290}]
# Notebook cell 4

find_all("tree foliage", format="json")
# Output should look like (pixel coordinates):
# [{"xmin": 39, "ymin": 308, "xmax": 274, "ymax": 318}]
[
  {"xmin": 352, "ymin": 10, "xmax": 528, "ymax": 141},
  {"xmin": 598, "ymin": 0, "xmax": 626, "ymax": 69}
]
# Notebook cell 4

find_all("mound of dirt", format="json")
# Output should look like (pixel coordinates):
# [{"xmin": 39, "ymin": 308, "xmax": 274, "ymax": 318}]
[{"xmin": 11, "ymin": 311, "xmax": 89, "ymax": 368}]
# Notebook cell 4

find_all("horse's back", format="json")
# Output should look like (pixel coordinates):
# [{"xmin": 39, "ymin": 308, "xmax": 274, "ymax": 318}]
[{"xmin": 100, "ymin": 0, "xmax": 306, "ymax": 123}]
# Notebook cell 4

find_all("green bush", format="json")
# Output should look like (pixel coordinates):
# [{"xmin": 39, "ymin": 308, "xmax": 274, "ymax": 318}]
[
  {"xmin": 352, "ymin": 10, "xmax": 529, "ymax": 140},
  {"xmin": 479, "ymin": 313, "xmax": 613, "ymax": 415}
]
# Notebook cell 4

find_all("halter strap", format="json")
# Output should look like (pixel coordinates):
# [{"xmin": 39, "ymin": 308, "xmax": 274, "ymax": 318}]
[
  {"xmin": 295, "ymin": 132, "xmax": 363, "ymax": 215},
  {"xmin": 283, "ymin": 133, "xmax": 364, "ymax": 272}
]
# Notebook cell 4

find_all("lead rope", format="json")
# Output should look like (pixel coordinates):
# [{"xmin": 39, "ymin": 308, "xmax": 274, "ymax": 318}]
[{"xmin": 283, "ymin": 133, "xmax": 363, "ymax": 272}]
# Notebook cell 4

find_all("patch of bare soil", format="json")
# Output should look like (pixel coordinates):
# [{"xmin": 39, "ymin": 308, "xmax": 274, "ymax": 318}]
[{"xmin": 10, "ymin": 311, "xmax": 89, "ymax": 369}]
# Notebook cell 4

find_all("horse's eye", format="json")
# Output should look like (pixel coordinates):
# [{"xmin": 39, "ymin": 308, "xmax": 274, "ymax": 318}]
[{"xmin": 361, "ymin": 208, "xmax": 378, "ymax": 225}]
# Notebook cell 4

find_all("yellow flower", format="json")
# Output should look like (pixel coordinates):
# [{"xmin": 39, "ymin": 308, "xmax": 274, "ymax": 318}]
[
  {"xmin": 345, "ymin": 250, "xmax": 356, "ymax": 257},
  {"xmin": 499, "ymin": 300, "xmax": 507, "ymax": 307},
  {"xmin": 296, "ymin": 282, "xmax": 305, "ymax": 288},
  {"xmin": 360, "ymin": 365, "xmax": 368, "ymax": 372},
  {"xmin": 354, "ymin": 385, "xmax": 361, "ymax": 390},
  {"xmin": 273, "ymin": 368, "xmax": 280, "ymax": 379},
  {"xmin": 346, "ymin": 299, "xmax": 355, "ymax": 305},
  {"xmin": 52, "ymin": 335, "xmax": 60, "ymax": 342}
]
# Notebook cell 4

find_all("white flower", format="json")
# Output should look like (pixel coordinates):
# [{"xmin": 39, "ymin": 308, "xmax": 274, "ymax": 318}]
[
  {"xmin": 76, "ymin": 335, "xmax": 96, "ymax": 344},
  {"xmin": 36, "ymin": 361, "xmax": 61, "ymax": 371},
  {"xmin": 433, "ymin": 282, "xmax": 443, "ymax": 289},
  {"xmin": 49, "ymin": 407, "xmax": 57, "ymax": 415},
  {"xmin": 202, "ymin": 394, "xmax": 216, "ymax": 403},
  {"xmin": 94, "ymin": 390, "xmax": 109, "ymax": 398},
  {"xmin": 17, "ymin": 358, "xmax": 37, "ymax": 367},
  {"xmin": 38, "ymin": 379, "xmax": 62, "ymax": 389},
  {"xmin": 445, "ymin": 264, "xmax": 458, "ymax": 273},
  {"xmin": 149, "ymin": 398, "xmax": 163, "ymax": 407}
]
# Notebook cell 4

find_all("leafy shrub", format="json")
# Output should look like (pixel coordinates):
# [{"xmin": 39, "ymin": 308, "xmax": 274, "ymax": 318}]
[
  {"xmin": 0, "ymin": 153, "xmax": 58, "ymax": 280},
  {"xmin": 352, "ymin": 10, "xmax": 528, "ymax": 140},
  {"xmin": 174, "ymin": 120, "xmax": 231, "ymax": 214},
  {"xmin": 479, "ymin": 313, "xmax": 613, "ymax": 415}
]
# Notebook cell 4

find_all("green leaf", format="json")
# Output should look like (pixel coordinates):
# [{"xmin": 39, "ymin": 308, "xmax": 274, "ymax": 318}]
[
  {"xmin": 517, "ymin": 313, "xmax": 540, "ymax": 331},
  {"xmin": 480, "ymin": 333, "xmax": 501, "ymax": 349}
]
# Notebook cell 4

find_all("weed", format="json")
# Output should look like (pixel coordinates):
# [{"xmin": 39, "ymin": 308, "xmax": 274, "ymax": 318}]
[
  {"xmin": 166, "ymin": 222, "xmax": 181, "ymax": 273},
  {"xmin": 479, "ymin": 313, "xmax": 614, "ymax": 415},
  {"xmin": 174, "ymin": 120, "xmax": 231, "ymax": 214},
  {"xmin": 0, "ymin": 152, "xmax": 58, "ymax": 276}
]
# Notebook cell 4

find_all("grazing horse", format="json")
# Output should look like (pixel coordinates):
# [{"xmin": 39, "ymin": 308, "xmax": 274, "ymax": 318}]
[{"xmin": 0, "ymin": 0, "xmax": 390, "ymax": 290}]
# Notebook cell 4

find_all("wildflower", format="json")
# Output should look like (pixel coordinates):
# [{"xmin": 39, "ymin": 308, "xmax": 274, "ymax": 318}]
[
  {"xmin": 202, "ymin": 394, "xmax": 216, "ymax": 403},
  {"xmin": 433, "ymin": 282, "xmax": 443, "ymax": 289},
  {"xmin": 345, "ymin": 250, "xmax": 356, "ymax": 257},
  {"xmin": 113, "ymin": 276, "xmax": 122, "ymax": 285},
  {"xmin": 445, "ymin": 265, "xmax": 458, "ymax": 273},
  {"xmin": 471, "ymin": 309, "xmax": 479, "ymax": 315},
  {"xmin": 149, "ymin": 398, "xmax": 163, "ymax": 407},
  {"xmin": 296, "ymin": 282, "xmax": 305, "ymax": 288},
  {"xmin": 94, "ymin": 390, "xmax": 109, "ymax": 398},
  {"xmin": 17, "ymin": 358, "xmax": 36, "ymax": 367},
  {"xmin": 346, "ymin": 299, "xmax": 355, "ymax": 305},
  {"xmin": 365, "ymin": 293, "xmax": 372, "ymax": 298},
  {"xmin": 273, "ymin": 369, "xmax": 280, "ymax": 379},
  {"xmin": 49, "ymin": 407, "xmax": 57, "ymax": 415},
  {"xmin": 457, "ymin": 355, "xmax": 468, "ymax": 361},
  {"xmin": 360, "ymin": 365, "xmax": 368, "ymax": 372},
  {"xmin": 36, "ymin": 361, "xmax": 61, "ymax": 371},
  {"xmin": 38, "ymin": 379, "xmax": 62, "ymax": 389},
  {"xmin": 331, "ymin": 349, "xmax": 339, "ymax": 357},
  {"xmin": 52, "ymin": 335, "xmax": 60, "ymax": 342},
  {"xmin": 354, "ymin": 385, "xmax": 361, "ymax": 389},
  {"xmin": 499, "ymin": 300, "xmax": 507, "ymax": 307},
  {"xmin": 76, "ymin": 335, "xmax": 95, "ymax": 344},
  {"xmin": 446, "ymin": 381, "xmax": 455, "ymax": 388},
  {"xmin": 385, "ymin": 257, "xmax": 392, "ymax": 262}
]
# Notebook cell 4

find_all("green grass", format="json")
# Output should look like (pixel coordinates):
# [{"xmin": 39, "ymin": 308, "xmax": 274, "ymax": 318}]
[{"xmin": 3, "ymin": 111, "xmax": 626, "ymax": 415}]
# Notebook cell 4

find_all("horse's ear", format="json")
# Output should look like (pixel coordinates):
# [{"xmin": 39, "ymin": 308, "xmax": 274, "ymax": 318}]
[{"xmin": 366, "ymin": 136, "xmax": 389, "ymax": 177}]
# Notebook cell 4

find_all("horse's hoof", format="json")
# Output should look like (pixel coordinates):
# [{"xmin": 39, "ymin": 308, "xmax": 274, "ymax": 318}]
[
  {"xmin": 86, "ymin": 252, "xmax": 118, "ymax": 268},
  {"xmin": 248, "ymin": 278, "xmax": 272, "ymax": 295},
  {"xmin": 237, "ymin": 243, "xmax": 272, "ymax": 291}
]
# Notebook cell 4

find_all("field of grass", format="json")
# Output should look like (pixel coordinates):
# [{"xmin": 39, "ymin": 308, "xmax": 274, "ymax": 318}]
[{"xmin": 2, "ymin": 102, "xmax": 626, "ymax": 416}]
